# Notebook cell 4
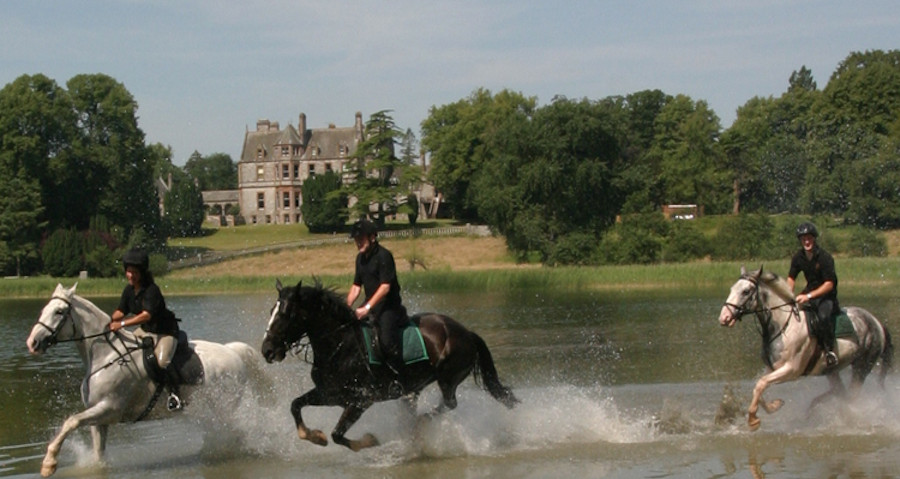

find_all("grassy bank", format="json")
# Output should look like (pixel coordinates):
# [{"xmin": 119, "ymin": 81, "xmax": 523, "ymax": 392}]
[{"xmin": 5, "ymin": 256, "xmax": 899, "ymax": 299}]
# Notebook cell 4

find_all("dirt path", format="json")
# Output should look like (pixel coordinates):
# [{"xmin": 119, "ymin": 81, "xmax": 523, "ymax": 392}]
[{"xmin": 168, "ymin": 235, "xmax": 527, "ymax": 279}]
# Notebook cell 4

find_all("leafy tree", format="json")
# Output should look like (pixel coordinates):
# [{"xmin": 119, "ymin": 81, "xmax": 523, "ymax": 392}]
[
  {"xmin": 301, "ymin": 171, "xmax": 348, "ymax": 233},
  {"xmin": 422, "ymin": 88, "xmax": 537, "ymax": 220},
  {"xmin": 42, "ymin": 228, "xmax": 83, "ymax": 277},
  {"xmin": 645, "ymin": 95, "xmax": 729, "ymax": 214},
  {"xmin": 67, "ymin": 73, "xmax": 163, "ymax": 245},
  {"xmin": 164, "ymin": 173, "xmax": 205, "ymax": 237},
  {"xmin": 474, "ymin": 96, "xmax": 625, "ymax": 263},
  {"xmin": 184, "ymin": 151, "xmax": 238, "ymax": 190},
  {"xmin": 0, "ymin": 173, "xmax": 46, "ymax": 276}
]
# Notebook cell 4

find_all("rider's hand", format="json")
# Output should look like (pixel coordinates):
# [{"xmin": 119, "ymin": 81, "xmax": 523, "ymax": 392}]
[{"xmin": 797, "ymin": 293, "xmax": 810, "ymax": 304}]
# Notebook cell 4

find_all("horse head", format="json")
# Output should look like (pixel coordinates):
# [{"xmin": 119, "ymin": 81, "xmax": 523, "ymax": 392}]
[
  {"xmin": 261, "ymin": 279, "xmax": 306, "ymax": 363},
  {"xmin": 718, "ymin": 266, "xmax": 764, "ymax": 328},
  {"xmin": 27, "ymin": 283, "xmax": 81, "ymax": 354}
]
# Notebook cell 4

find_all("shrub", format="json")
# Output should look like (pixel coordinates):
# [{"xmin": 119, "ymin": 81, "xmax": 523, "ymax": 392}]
[{"xmin": 42, "ymin": 228, "xmax": 84, "ymax": 277}]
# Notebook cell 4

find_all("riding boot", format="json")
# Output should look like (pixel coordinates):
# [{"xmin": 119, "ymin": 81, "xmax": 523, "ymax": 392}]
[
  {"xmin": 164, "ymin": 365, "xmax": 184, "ymax": 411},
  {"xmin": 822, "ymin": 317, "xmax": 838, "ymax": 367},
  {"xmin": 385, "ymin": 356, "xmax": 405, "ymax": 397}
]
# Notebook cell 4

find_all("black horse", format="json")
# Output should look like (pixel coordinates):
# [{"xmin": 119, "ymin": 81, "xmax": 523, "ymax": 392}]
[{"xmin": 260, "ymin": 279, "xmax": 518, "ymax": 451}]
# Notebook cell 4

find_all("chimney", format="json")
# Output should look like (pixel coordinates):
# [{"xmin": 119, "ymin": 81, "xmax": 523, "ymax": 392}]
[{"xmin": 256, "ymin": 119, "xmax": 270, "ymax": 132}]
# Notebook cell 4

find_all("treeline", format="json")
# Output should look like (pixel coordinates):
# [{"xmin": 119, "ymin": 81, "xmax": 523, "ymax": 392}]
[
  {"xmin": 0, "ymin": 73, "xmax": 236, "ymax": 277},
  {"xmin": 421, "ymin": 50, "xmax": 900, "ymax": 265}
]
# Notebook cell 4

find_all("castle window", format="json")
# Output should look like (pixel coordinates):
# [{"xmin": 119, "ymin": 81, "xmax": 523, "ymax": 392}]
[
  {"xmin": 257, "ymin": 148, "xmax": 264, "ymax": 159},
  {"xmin": 283, "ymin": 192, "xmax": 290, "ymax": 208},
  {"xmin": 325, "ymin": 163, "xmax": 333, "ymax": 172},
  {"xmin": 282, "ymin": 164, "xmax": 290, "ymax": 179},
  {"xmin": 308, "ymin": 164, "xmax": 315, "ymax": 177},
  {"xmin": 294, "ymin": 190, "xmax": 301, "ymax": 208},
  {"xmin": 257, "ymin": 193, "xmax": 265, "ymax": 210},
  {"xmin": 293, "ymin": 163, "xmax": 300, "ymax": 178},
  {"xmin": 284, "ymin": 214, "xmax": 290, "ymax": 224},
  {"xmin": 256, "ymin": 166, "xmax": 265, "ymax": 181},
  {"xmin": 281, "ymin": 146, "xmax": 289, "ymax": 157}
]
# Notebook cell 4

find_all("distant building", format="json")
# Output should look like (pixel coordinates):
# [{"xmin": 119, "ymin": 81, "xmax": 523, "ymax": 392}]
[{"xmin": 237, "ymin": 112, "xmax": 364, "ymax": 225}]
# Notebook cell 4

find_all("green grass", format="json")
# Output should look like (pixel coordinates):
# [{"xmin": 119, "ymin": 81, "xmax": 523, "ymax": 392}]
[{"xmin": 7, "ymin": 257, "xmax": 900, "ymax": 299}]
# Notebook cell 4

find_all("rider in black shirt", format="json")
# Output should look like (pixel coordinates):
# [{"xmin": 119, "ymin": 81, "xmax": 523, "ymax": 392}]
[
  {"xmin": 787, "ymin": 222, "xmax": 839, "ymax": 367},
  {"xmin": 110, "ymin": 249, "xmax": 183, "ymax": 410},
  {"xmin": 346, "ymin": 220, "xmax": 408, "ymax": 382}
]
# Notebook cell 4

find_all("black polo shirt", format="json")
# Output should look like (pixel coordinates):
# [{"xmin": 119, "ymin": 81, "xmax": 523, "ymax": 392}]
[
  {"xmin": 788, "ymin": 246, "xmax": 838, "ymax": 301},
  {"xmin": 353, "ymin": 242, "xmax": 402, "ymax": 316},
  {"xmin": 117, "ymin": 281, "xmax": 179, "ymax": 335}
]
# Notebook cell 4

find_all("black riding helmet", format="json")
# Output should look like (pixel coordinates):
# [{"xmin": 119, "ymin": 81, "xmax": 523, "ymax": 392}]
[
  {"xmin": 796, "ymin": 222, "xmax": 819, "ymax": 238},
  {"xmin": 122, "ymin": 248, "xmax": 150, "ymax": 273},
  {"xmin": 349, "ymin": 219, "xmax": 377, "ymax": 239}
]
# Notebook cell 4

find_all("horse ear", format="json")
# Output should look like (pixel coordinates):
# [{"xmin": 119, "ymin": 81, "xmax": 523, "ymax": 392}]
[
  {"xmin": 740, "ymin": 265, "xmax": 747, "ymax": 276},
  {"xmin": 276, "ymin": 279, "xmax": 283, "ymax": 292},
  {"xmin": 70, "ymin": 282, "xmax": 78, "ymax": 294}
]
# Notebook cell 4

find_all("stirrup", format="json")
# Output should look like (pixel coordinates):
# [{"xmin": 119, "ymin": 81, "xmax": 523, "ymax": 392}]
[
  {"xmin": 825, "ymin": 351, "xmax": 837, "ymax": 367},
  {"xmin": 167, "ymin": 392, "xmax": 183, "ymax": 411}
]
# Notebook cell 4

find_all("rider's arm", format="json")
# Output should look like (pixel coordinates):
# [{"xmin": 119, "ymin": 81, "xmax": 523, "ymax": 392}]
[
  {"xmin": 353, "ymin": 283, "xmax": 390, "ymax": 320},
  {"xmin": 110, "ymin": 310, "xmax": 151, "ymax": 332},
  {"xmin": 801, "ymin": 280, "xmax": 833, "ymax": 303},
  {"xmin": 347, "ymin": 284, "xmax": 361, "ymax": 308}
]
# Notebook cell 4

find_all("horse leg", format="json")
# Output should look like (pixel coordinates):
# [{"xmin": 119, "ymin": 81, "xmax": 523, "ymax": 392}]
[
  {"xmin": 41, "ymin": 404, "xmax": 114, "ymax": 477},
  {"xmin": 747, "ymin": 365, "xmax": 795, "ymax": 431},
  {"xmin": 807, "ymin": 372, "xmax": 846, "ymax": 414},
  {"xmin": 331, "ymin": 405, "xmax": 378, "ymax": 452},
  {"xmin": 290, "ymin": 390, "xmax": 328, "ymax": 446},
  {"xmin": 90, "ymin": 425, "xmax": 108, "ymax": 463},
  {"xmin": 427, "ymin": 376, "xmax": 462, "ymax": 417}
]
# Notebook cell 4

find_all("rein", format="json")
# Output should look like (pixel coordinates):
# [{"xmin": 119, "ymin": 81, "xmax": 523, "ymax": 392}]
[
  {"xmin": 724, "ymin": 275, "xmax": 800, "ymax": 348},
  {"xmin": 41, "ymin": 295, "xmax": 145, "ymax": 378}
]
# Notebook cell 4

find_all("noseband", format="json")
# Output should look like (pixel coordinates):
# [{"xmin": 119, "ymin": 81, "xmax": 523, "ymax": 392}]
[
  {"xmin": 35, "ymin": 296, "xmax": 78, "ymax": 347},
  {"xmin": 723, "ymin": 275, "xmax": 799, "ymax": 345}
]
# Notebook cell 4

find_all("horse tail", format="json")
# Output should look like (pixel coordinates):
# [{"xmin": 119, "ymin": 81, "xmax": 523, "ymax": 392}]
[
  {"xmin": 471, "ymin": 332, "xmax": 518, "ymax": 408},
  {"xmin": 879, "ymin": 326, "xmax": 894, "ymax": 388}
]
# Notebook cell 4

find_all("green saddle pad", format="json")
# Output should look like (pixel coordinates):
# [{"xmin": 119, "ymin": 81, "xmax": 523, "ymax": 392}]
[
  {"xmin": 361, "ymin": 322, "xmax": 429, "ymax": 365},
  {"xmin": 834, "ymin": 310, "xmax": 856, "ymax": 340}
]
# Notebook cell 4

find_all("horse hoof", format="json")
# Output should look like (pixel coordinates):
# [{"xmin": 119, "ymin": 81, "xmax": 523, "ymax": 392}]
[
  {"xmin": 40, "ymin": 462, "xmax": 57, "ymax": 477},
  {"xmin": 748, "ymin": 415, "xmax": 761, "ymax": 432},
  {"xmin": 765, "ymin": 399, "xmax": 784, "ymax": 414},
  {"xmin": 309, "ymin": 430, "xmax": 328, "ymax": 446},
  {"xmin": 349, "ymin": 433, "xmax": 379, "ymax": 452}
]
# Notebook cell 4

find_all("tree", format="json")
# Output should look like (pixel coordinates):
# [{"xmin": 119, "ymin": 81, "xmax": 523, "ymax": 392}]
[
  {"xmin": 67, "ymin": 73, "xmax": 163, "ymax": 246},
  {"xmin": 398, "ymin": 128, "xmax": 419, "ymax": 166},
  {"xmin": 164, "ymin": 173, "xmax": 205, "ymax": 237},
  {"xmin": 473, "ymin": 96, "xmax": 626, "ymax": 263},
  {"xmin": 422, "ymin": 88, "xmax": 537, "ymax": 220},
  {"xmin": 301, "ymin": 171, "xmax": 348, "ymax": 233},
  {"xmin": 184, "ymin": 151, "xmax": 238, "ymax": 190},
  {"xmin": 42, "ymin": 228, "xmax": 84, "ymax": 277},
  {"xmin": 645, "ymin": 95, "xmax": 729, "ymax": 214},
  {"xmin": 343, "ymin": 110, "xmax": 421, "ymax": 224},
  {"xmin": 0, "ymin": 174, "xmax": 45, "ymax": 275}
]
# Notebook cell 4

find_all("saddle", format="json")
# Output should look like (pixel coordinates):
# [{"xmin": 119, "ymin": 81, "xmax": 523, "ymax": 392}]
[
  {"xmin": 141, "ymin": 330, "xmax": 205, "ymax": 387},
  {"xmin": 803, "ymin": 308, "xmax": 858, "ymax": 344},
  {"xmin": 360, "ymin": 321, "xmax": 429, "ymax": 366}
]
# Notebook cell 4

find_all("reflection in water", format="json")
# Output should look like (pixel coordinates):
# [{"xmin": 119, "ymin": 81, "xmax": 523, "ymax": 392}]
[{"xmin": 1, "ymin": 289, "xmax": 898, "ymax": 478}]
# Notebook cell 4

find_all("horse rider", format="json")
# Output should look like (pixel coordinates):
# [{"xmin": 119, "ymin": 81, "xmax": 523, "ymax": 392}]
[
  {"xmin": 346, "ymin": 219, "xmax": 409, "ymax": 388},
  {"xmin": 109, "ymin": 248, "xmax": 184, "ymax": 410},
  {"xmin": 787, "ymin": 222, "xmax": 839, "ymax": 367}
]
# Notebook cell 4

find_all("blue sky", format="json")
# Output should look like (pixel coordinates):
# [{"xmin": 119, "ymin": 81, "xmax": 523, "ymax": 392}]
[{"xmin": 2, "ymin": 1, "xmax": 898, "ymax": 165}]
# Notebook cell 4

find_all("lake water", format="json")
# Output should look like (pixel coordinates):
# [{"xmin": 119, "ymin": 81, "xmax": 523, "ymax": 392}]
[{"xmin": 2, "ymin": 283, "xmax": 900, "ymax": 478}]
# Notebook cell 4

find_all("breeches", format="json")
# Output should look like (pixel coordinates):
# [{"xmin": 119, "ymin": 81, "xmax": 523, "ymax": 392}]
[
  {"xmin": 376, "ymin": 306, "xmax": 408, "ymax": 359},
  {"xmin": 135, "ymin": 327, "xmax": 177, "ymax": 368}
]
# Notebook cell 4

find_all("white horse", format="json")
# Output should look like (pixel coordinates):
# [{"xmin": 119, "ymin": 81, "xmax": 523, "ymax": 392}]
[
  {"xmin": 718, "ymin": 267, "xmax": 893, "ymax": 431},
  {"xmin": 25, "ymin": 283, "xmax": 265, "ymax": 477}
]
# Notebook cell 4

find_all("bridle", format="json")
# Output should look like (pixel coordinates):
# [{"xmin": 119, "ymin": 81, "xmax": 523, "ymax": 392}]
[
  {"xmin": 722, "ymin": 274, "xmax": 800, "ymax": 345},
  {"xmin": 264, "ymin": 294, "xmax": 360, "ymax": 366},
  {"xmin": 37, "ymin": 295, "xmax": 143, "ymax": 377}
]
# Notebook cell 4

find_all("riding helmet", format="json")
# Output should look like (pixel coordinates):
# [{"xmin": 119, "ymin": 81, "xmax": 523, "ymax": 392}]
[
  {"xmin": 349, "ymin": 219, "xmax": 378, "ymax": 239},
  {"xmin": 122, "ymin": 248, "xmax": 150, "ymax": 272},
  {"xmin": 796, "ymin": 222, "xmax": 819, "ymax": 238}
]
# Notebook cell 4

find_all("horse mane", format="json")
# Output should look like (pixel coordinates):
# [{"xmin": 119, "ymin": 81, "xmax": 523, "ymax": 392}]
[
  {"xmin": 55, "ymin": 283, "xmax": 111, "ymax": 323},
  {"xmin": 759, "ymin": 271, "xmax": 796, "ymax": 302},
  {"xmin": 296, "ymin": 280, "xmax": 356, "ymax": 326}
]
